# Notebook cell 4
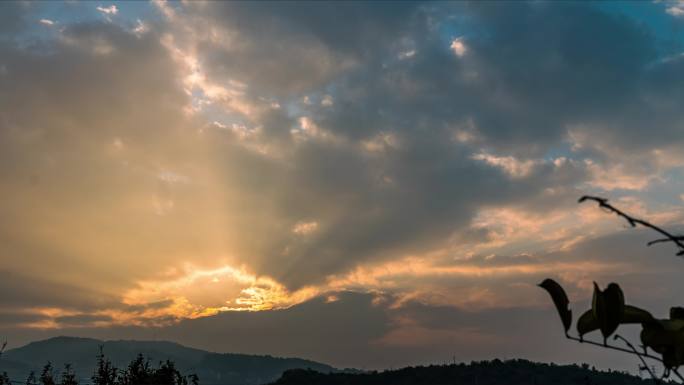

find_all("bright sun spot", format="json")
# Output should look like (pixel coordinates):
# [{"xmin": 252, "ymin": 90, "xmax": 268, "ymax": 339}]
[{"xmin": 450, "ymin": 37, "xmax": 467, "ymax": 57}]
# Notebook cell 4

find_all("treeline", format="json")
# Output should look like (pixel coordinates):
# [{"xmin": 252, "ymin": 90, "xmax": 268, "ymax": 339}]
[
  {"xmin": 1, "ymin": 349, "xmax": 198, "ymax": 385},
  {"xmin": 270, "ymin": 359, "xmax": 661, "ymax": 385}
]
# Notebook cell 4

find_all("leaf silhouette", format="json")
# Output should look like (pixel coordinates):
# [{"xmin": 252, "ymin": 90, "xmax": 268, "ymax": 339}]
[
  {"xmin": 577, "ymin": 309, "xmax": 598, "ymax": 338},
  {"xmin": 641, "ymin": 323, "xmax": 669, "ymax": 354},
  {"xmin": 577, "ymin": 305, "xmax": 653, "ymax": 339},
  {"xmin": 634, "ymin": 317, "xmax": 684, "ymax": 371},
  {"xmin": 538, "ymin": 278, "xmax": 572, "ymax": 334},
  {"xmin": 622, "ymin": 305, "xmax": 654, "ymax": 324},
  {"xmin": 592, "ymin": 282, "xmax": 625, "ymax": 343},
  {"xmin": 671, "ymin": 307, "xmax": 684, "ymax": 321},
  {"xmin": 640, "ymin": 318, "xmax": 684, "ymax": 368}
]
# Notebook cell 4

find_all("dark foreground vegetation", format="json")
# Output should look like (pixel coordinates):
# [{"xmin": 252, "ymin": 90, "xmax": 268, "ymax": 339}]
[
  {"xmin": 270, "ymin": 359, "xmax": 660, "ymax": 385},
  {"xmin": 1, "ymin": 347, "xmax": 198, "ymax": 385}
]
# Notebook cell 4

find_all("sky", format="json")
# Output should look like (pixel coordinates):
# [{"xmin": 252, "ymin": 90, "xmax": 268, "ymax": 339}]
[{"xmin": 1, "ymin": 0, "xmax": 684, "ymax": 373}]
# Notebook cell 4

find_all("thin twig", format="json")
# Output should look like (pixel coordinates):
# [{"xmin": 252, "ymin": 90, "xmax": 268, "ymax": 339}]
[
  {"xmin": 567, "ymin": 335, "xmax": 665, "ymax": 364},
  {"xmin": 567, "ymin": 334, "xmax": 684, "ymax": 384},
  {"xmin": 649, "ymin": 237, "xmax": 684, "ymax": 246},
  {"xmin": 614, "ymin": 334, "xmax": 660, "ymax": 384},
  {"xmin": 579, "ymin": 196, "xmax": 684, "ymax": 256}
]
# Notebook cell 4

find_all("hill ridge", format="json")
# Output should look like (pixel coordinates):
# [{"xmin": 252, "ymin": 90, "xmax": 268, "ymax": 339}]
[{"xmin": 1, "ymin": 336, "xmax": 336, "ymax": 385}]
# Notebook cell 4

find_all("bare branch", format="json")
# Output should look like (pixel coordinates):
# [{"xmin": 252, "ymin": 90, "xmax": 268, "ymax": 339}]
[
  {"xmin": 566, "ymin": 335, "xmax": 666, "ymax": 364},
  {"xmin": 648, "ymin": 237, "xmax": 684, "ymax": 246},
  {"xmin": 614, "ymin": 334, "xmax": 660, "ymax": 384},
  {"xmin": 579, "ymin": 196, "xmax": 684, "ymax": 256},
  {"xmin": 566, "ymin": 332, "xmax": 684, "ymax": 383}
]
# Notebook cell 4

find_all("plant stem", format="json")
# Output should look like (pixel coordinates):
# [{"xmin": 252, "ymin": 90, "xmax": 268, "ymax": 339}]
[
  {"xmin": 567, "ymin": 335, "xmax": 665, "ymax": 364},
  {"xmin": 614, "ymin": 334, "xmax": 659, "ymax": 384},
  {"xmin": 579, "ymin": 196, "xmax": 684, "ymax": 256}
]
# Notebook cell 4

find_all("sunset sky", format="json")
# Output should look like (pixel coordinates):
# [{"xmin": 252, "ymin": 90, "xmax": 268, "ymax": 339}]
[{"xmin": 2, "ymin": 0, "xmax": 684, "ymax": 372}]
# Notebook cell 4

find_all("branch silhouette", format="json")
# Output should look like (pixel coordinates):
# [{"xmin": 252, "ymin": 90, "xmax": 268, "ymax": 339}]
[
  {"xmin": 555, "ymin": 304, "xmax": 684, "ymax": 384},
  {"xmin": 565, "ymin": 334, "xmax": 666, "ymax": 379},
  {"xmin": 613, "ymin": 334, "xmax": 660, "ymax": 384},
  {"xmin": 538, "ymin": 197, "xmax": 684, "ymax": 383},
  {"xmin": 578, "ymin": 195, "xmax": 684, "ymax": 256}
]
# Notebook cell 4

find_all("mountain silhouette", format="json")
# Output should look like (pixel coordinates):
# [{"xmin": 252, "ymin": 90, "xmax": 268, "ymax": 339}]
[{"xmin": 0, "ymin": 336, "xmax": 336, "ymax": 385}]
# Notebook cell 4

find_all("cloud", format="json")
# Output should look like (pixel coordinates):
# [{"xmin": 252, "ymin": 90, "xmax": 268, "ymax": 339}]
[
  {"xmin": 449, "ymin": 37, "xmax": 467, "ymax": 57},
  {"xmin": 471, "ymin": 152, "xmax": 540, "ymax": 179},
  {"xmin": 96, "ymin": 5, "xmax": 118, "ymax": 16},
  {"xmin": 1, "ymin": 1, "xmax": 684, "ymax": 372},
  {"xmin": 0, "ymin": 287, "xmax": 663, "ymax": 371},
  {"xmin": 666, "ymin": 5, "xmax": 684, "ymax": 17},
  {"xmin": 321, "ymin": 94, "xmax": 333, "ymax": 107},
  {"xmin": 292, "ymin": 221, "xmax": 319, "ymax": 235}
]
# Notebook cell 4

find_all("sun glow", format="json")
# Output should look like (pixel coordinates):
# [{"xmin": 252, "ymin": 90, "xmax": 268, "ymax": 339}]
[{"xmin": 122, "ymin": 263, "xmax": 320, "ymax": 319}]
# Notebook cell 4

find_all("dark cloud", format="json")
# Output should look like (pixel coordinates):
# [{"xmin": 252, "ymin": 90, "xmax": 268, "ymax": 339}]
[
  {"xmin": 122, "ymin": 300, "xmax": 176, "ymax": 314},
  {"xmin": 54, "ymin": 314, "xmax": 114, "ymax": 326},
  {"xmin": 185, "ymin": 1, "xmax": 421, "ymax": 97},
  {"xmin": 0, "ymin": 270, "xmax": 118, "ymax": 311},
  {"xmin": 0, "ymin": 312, "xmax": 50, "ymax": 328}
]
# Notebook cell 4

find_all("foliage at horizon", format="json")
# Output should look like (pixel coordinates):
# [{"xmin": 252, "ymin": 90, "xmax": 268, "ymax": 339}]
[{"xmin": 270, "ymin": 359, "xmax": 660, "ymax": 385}]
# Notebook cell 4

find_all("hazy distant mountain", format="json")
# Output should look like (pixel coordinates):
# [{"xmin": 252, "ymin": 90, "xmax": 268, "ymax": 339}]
[
  {"xmin": 270, "ymin": 359, "xmax": 656, "ymax": 385},
  {"xmin": 0, "ymin": 336, "xmax": 336, "ymax": 385}
]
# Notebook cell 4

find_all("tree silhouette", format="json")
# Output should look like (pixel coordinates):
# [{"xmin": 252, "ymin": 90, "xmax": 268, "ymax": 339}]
[
  {"xmin": 39, "ymin": 362, "xmax": 56, "ymax": 385},
  {"xmin": 0, "ymin": 372, "xmax": 10, "ymax": 385},
  {"xmin": 0, "ymin": 342, "xmax": 9, "ymax": 385},
  {"xmin": 25, "ymin": 371, "xmax": 37, "ymax": 385},
  {"xmin": 539, "ymin": 196, "xmax": 684, "ymax": 384},
  {"xmin": 92, "ymin": 347, "xmax": 117, "ymax": 385},
  {"xmin": 60, "ymin": 365, "xmax": 78, "ymax": 385},
  {"xmin": 118, "ymin": 354, "xmax": 151, "ymax": 385}
]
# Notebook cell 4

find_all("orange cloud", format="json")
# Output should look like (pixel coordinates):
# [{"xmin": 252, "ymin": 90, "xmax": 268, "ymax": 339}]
[{"xmin": 122, "ymin": 263, "xmax": 320, "ymax": 317}]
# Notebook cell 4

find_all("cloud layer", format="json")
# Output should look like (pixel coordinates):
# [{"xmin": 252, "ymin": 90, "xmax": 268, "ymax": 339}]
[{"xmin": 1, "ymin": 0, "xmax": 684, "ymax": 371}]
